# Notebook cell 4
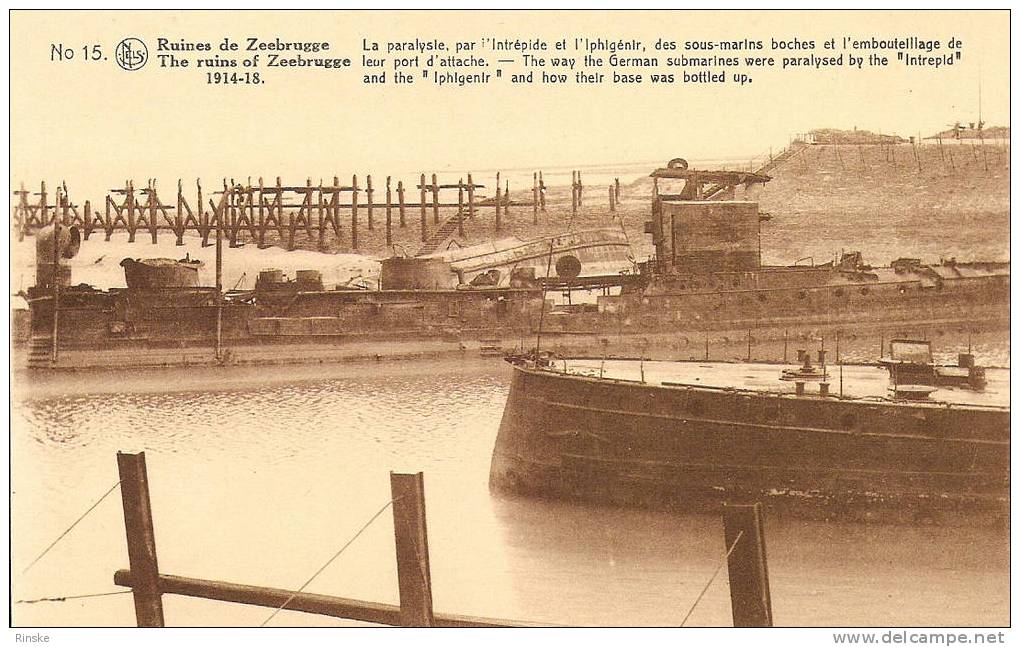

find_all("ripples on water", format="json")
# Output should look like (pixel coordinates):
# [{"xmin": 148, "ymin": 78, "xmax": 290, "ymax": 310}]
[{"xmin": 11, "ymin": 359, "xmax": 1009, "ymax": 627}]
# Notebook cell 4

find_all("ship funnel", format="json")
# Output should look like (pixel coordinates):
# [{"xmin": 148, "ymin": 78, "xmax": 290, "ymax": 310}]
[
  {"xmin": 36, "ymin": 224, "xmax": 81, "ymax": 261},
  {"xmin": 35, "ymin": 224, "xmax": 81, "ymax": 288}
]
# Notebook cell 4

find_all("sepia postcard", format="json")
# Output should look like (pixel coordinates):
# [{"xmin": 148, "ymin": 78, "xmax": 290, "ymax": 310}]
[{"xmin": 6, "ymin": 7, "xmax": 1012, "ymax": 645}]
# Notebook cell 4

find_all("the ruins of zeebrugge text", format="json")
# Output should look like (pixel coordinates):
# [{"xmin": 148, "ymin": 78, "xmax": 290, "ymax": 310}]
[{"xmin": 52, "ymin": 34, "xmax": 966, "ymax": 86}]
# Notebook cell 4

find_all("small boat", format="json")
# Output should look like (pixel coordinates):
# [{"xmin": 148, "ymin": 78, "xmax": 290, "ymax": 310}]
[{"xmin": 120, "ymin": 256, "xmax": 204, "ymax": 288}]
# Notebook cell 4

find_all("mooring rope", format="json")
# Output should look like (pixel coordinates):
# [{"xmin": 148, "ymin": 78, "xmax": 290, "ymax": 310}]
[
  {"xmin": 678, "ymin": 530, "xmax": 744, "ymax": 628},
  {"xmin": 15, "ymin": 590, "xmax": 132, "ymax": 605},
  {"xmin": 21, "ymin": 479, "xmax": 123, "ymax": 575},
  {"xmin": 260, "ymin": 498, "xmax": 396, "ymax": 627}
]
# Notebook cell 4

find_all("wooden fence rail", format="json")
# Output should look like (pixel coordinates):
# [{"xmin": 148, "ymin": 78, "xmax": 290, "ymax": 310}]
[{"xmin": 112, "ymin": 450, "xmax": 773, "ymax": 628}]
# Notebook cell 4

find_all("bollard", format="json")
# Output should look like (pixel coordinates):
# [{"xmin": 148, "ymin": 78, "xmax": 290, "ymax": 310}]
[{"xmin": 722, "ymin": 503, "xmax": 772, "ymax": 627}]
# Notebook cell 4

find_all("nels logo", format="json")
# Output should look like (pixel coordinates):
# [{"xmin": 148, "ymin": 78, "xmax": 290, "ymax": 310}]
[{"xmin": 115, "ymin": 38, "xmax": 148, "ymax": 71}]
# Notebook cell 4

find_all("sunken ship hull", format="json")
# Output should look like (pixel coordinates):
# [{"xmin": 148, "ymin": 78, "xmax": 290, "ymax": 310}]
[
  {"xmin": 489, "ymin": 362, "xmax": 1009, "ymax": 522},
  {"xmin": 19, "ymin": 160, "xmax": 1009, "ymax": 368}
]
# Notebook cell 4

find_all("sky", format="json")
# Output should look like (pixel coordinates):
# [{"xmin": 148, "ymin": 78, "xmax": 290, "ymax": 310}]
[{"xmin": 10, "ymin": 10, "xmax": 1009, "ymax": 199}]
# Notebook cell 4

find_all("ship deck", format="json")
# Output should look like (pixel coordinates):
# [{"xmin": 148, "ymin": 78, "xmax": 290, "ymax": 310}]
[{"xmin": 551, "ymin": 359, "xmax": 1009, "ymax": 409}]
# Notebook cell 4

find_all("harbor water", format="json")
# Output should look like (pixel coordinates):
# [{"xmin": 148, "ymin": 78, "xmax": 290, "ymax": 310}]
[{"xmin": 11, "ymin": 357, "xmax": 1009, "ymax": 627}]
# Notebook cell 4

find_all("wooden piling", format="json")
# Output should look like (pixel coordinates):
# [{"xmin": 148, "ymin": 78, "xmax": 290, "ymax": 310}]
[
  {"xmin": 386, "ymin": 176, "xmax": 393, "ymax": 247},
  {"xmin": 539, "ymin": 171, "xmax": 546, "ymax": 211},
  {"xmin": 396, "ymin": 180, "xmax": 406, "ymax": 227},
  {"xmin": 117, "ymin": 451, "xmax": 166, "ymax": 627},
  {"xmin": 457, "ymin": 179, "xmax": 465, "ymax": 237},
  {"xmin": 571, "ymin": 171, "xmax": 578, "ymax": 214},
  {"xmin": 722, "ymin": 503, "xmax": 772, "ymax": 628},
  {"xmin": 257, "ymin": 177, "xmax": 266, "ymax": 248},
  {"xmin": 174, "ymin": 181, "xmax": 185, "ymax": 245},
  {"xmin": 494, "ymin": 172, "xmax": 502, "ymax": 231},
  {"xmin": 351, "ymin": 174, "xmax": 359, "ymax": 251},
  {"xmin": 431, "ymin": 173, "xmax": 440, "ymax": 225},
  {"xmin": 577, "ymin": 171, "xmax": 583, "ymax": 207},
  {"xmin": 609, "ymin": 185, "xmax": 616, "ymax": 212},
  {"xmin": 366, "ymin": 174, "xmax": 374, "ymax": 231},
  {"xmin": 390, "ymin": 472, "xmax": 434, "ymax": 627},
  {"xmin": 51, "ymin": 187, "xmax": 61, "ymax": 362},
  {"xmin": 532, "ymin": 172, "xmax": 539, "ymax": 224},
  {"xmin": 504, "ymin": 179, "xmax": 511, "ymax": 220},
  {"xmin": 126, "ymin": 181, "xmax": 136, "ymax": 243},
  {"xmin": 614, "ymin": 177, "xmax": 620, "ymax": 203},
  {"xmin": 215, "ymin": 202, "xmax": 223, "ymax": 360},
  {"xmin": 467, "ymin": 173, "xmax": 475, "ymax": 220},
  {"xmin": 148, "ymin": 179, "xmax": 158, "ymax": 244},
  {"xmin": 197, "ymin": 180, "xmax": 205, "ymax": 245},
  {"xmin": 104, "ymin": 195, "xmax": 113, "ymax": 241},
  {"xmin": 419, "ymin": 173, "xmax": 427, "ymax": 242},
  {"xmin": 83, "ymin": 199, "xmax": 93, "ymax": 241},
  {"xmin": 317, "ymin": 181, "xmax": 326, "ymax": 251}
]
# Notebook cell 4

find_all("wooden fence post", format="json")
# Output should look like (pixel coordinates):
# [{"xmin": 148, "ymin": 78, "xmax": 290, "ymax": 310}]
[
  {"xmin": 467, "ymin": 173, "xmax": 475, "ymax": 220},
  {"xmin": 117, "ymin": 451, "xmax": 166, "ymax": 627},
  {"xmin": 539, "ymin": 171, "xmax": 546, "ymax": 211},
  {"xmin": 722, "ymin": 503, "xmax": 772, "ymax": 627},
  {"xmin": 390, "ymin": 472, "xmax": 434, "ymax": 627}
]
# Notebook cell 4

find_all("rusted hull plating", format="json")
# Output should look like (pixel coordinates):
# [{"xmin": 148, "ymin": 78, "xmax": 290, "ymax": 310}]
[{"xmin": 489, "ymin": 364, "xmax": 1010, "ymax": 523}]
